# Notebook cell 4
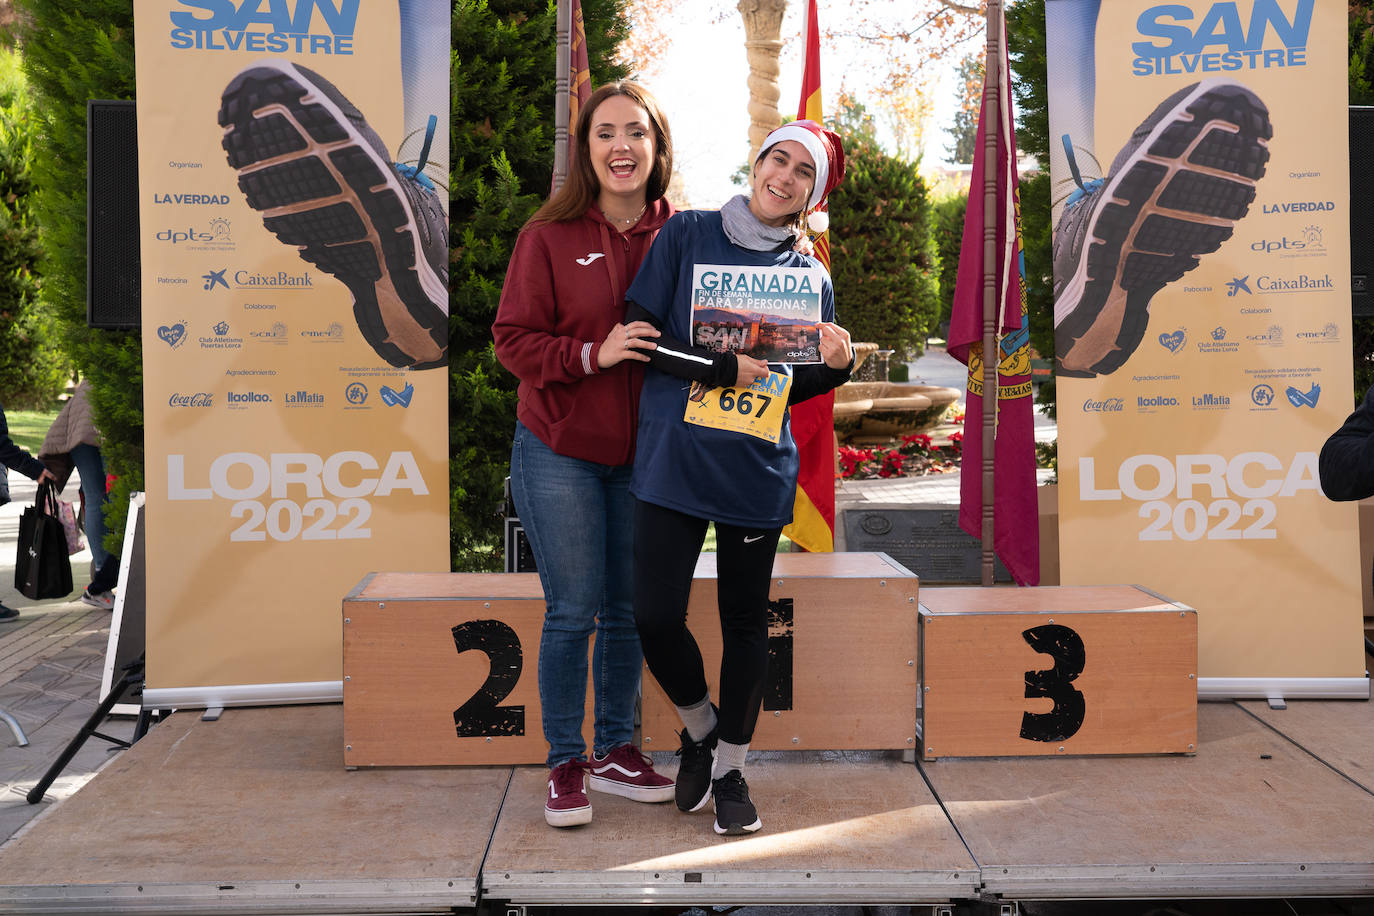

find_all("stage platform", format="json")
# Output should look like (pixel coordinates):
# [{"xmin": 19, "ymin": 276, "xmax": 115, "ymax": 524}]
[{"xmin": 0, "ymin": 698, "xmax": 1370, "ymax": 914}]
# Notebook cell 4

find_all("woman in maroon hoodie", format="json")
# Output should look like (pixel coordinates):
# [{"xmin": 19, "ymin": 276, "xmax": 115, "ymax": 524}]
[{"xmin": 492, "ymin": 81, "xmax": 676, "ymax": 828}]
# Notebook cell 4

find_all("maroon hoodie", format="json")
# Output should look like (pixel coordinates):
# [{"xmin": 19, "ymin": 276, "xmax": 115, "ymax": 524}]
[{"xmin": 493, "ymin": 198, "xmax": 674, "ymax": 466}]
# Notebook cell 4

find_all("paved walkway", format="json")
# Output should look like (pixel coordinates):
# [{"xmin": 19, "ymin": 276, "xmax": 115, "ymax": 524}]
[{"xmin": 0, "ymin": 471, "xmax": 133, "ymax": 848}]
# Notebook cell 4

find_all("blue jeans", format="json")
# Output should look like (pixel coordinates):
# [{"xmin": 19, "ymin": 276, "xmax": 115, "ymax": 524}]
[
  {"xmin": 70, "ymin": 443, "xmax": 110, "ymax": 572},
  {"xmin": 510, "ymin": 422, "xmax": 641, "ymax": 767}
]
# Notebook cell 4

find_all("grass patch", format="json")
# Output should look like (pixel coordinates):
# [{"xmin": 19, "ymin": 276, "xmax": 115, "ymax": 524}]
[{"xmin": 4, "ymin": 408, "xmax": 58, "ymax": 455}]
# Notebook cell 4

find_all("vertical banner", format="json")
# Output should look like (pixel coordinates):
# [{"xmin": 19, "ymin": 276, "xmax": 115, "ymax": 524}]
[
  {"xmin": 135, "ymin": 0, "xmax": 450, "ymax": 701},
  {"xmin": 1047, "ymin": 0, "xmax": 1366, "ymax": 686}
]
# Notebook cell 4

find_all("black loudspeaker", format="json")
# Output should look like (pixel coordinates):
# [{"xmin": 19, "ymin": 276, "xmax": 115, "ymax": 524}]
[
  {"xmin": 1352, "ymin": 106, "xmax": 1374, "ymax": 318},
  {"xmin": 87, "ymin": 99, "xmax": 141, "ymax": 330}
]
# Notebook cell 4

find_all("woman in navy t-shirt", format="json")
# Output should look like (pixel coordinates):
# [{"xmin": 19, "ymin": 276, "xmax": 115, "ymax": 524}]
[{"xmin": 624, "ymin": 121, "xmax": 854, "ymax": 836}]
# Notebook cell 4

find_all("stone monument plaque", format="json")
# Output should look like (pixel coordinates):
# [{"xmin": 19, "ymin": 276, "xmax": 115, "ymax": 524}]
[{"xmin": 842, "ymin": 506, "xmax": 1010, "ymax": 583}]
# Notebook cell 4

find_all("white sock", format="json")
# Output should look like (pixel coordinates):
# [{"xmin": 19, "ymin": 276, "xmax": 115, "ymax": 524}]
[
  {"xmin": 712, "ymin": 739, "xmax": 749, "ymax": 780},
  {"xmin": 676, "ymin": 695, "xmax": 717, "ymax": 743}
]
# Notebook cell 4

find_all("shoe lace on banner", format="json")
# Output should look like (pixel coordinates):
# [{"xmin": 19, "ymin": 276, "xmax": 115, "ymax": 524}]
[
  {"xmin": 397, "ymin": 114, "xmax": 438, "ymax": 190},
  {"xmin": 1061, "ymin": 134, "xmax": 1104, "ymax": 210}
]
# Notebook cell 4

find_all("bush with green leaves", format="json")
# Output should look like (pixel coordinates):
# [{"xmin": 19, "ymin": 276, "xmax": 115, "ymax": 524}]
[
  {"xmin": 931, "ymin": 191, "xmax": 967, "ymax": 339},
  {"xmin": 0, "ymin": 46, "xmax": 67, "ymax": 410},
  {"xmin": 451, "ymin": 0, "xmax": 628, "ymax": 569},
  {"xmin": 826, "ymin": 100, "xmax": 940, "ymax": 363},
  {"xmin": 1005, "ymin": 0, "xmax": 1057, "ymax": 416},
  {"xmin": 11, "ymin": 0, "xmax": 139, "ymax": 558}
]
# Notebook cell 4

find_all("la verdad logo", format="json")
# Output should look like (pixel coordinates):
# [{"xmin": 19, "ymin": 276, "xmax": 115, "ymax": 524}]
[
  {"xmin": 168, "ymin": 0, "xmax": 360, "ymax": 54},
  {"xmin": 1132, "ymin": 0, "xmax": 1314, "ymax": 75}
]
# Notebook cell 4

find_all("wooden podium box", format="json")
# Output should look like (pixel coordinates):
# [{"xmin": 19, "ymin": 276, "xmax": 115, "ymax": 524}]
[
  {"xmin": 918, "ymin": 585, "xmax": 1197, "ymax": 760},
  {"xmin": 639, "ymin": 552, "xmax": 919, "ymax": 752},
  {"xmin": 342, "ymin": 572, "xmax": 594, "ymax": 767}
]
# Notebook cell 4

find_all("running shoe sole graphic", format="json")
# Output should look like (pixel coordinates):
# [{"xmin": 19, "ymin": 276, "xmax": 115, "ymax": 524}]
[
  {"xmin": 218, "ymin": 59, "xmax": 448, "ymax": 369},
  {"xmin": 1054, "ymin": 79, "xmax": 1271, "ymax": 378}
]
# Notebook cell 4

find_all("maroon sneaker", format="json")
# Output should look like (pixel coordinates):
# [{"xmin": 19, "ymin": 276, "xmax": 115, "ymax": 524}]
[
  {"xmin": 545, "ymin": 759, "xmax": 592, "ymax": 827},
  {"xmin": 589, "ymin": 743, "xmax": 675, "ymax": 803}
]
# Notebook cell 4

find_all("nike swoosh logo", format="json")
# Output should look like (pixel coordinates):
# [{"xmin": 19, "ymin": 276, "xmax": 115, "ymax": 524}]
[
  {"xmin": 743, "ymin": 535, "xmax": 764, "ymax": 543},
  {"xmin": 576, "ymin": 253, "xmax": 605, "ymax": 266}
]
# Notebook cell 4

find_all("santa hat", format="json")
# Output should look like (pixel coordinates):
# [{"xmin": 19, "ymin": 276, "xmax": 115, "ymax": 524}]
[{"xmin": 756, "ymin": 119, "xmax": 846, "ymax": 232}]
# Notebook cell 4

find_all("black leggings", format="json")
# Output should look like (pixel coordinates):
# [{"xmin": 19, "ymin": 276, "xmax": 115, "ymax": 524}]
[{"xmin": 632, "ymin": 499, "xmax": 782, "ymax": 746}]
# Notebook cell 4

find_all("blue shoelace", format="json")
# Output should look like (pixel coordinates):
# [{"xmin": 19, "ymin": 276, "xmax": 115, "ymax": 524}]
[
  {"xmin": 397, "ymin": 114, "xmax": 437, "ymax": 190},
  {"xmin": 1062, "ymin": 134, "xmax": 1103, "ymax": 210}
]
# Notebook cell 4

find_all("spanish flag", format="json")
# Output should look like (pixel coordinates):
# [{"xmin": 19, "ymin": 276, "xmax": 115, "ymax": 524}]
[{"xmin": 782, "ymin": 0, "xmax": 836, "ymax": 553}]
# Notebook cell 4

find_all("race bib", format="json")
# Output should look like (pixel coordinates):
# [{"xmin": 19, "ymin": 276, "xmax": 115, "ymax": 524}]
[{"xmin": 683, "ymin": 372, "xmax": 792, "ymax": 443}]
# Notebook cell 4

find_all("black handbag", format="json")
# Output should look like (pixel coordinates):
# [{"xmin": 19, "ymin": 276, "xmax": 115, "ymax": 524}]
[{"xmin": 14, "ymin": 481, "xmax": 73, "ymax": 600}]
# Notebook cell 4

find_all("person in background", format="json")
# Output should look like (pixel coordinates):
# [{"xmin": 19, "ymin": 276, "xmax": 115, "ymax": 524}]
[
  {"xmin": 0, "ymin": 401, "xmax": 57, "ymax": 620},
  {"xmin": 1319, "ymin": 383, "xmax": 1374, "ymax": 501},
  {"xmin": 624, "ymin": 120, "xmax": 854, "ymax": 835},
  {"xmin": 492, "ymin": 81, "xmax": 676, "ymax": 828},
  {"xmin": 39, "ymin": 381, "xmax": 114, "ymax": 610}
]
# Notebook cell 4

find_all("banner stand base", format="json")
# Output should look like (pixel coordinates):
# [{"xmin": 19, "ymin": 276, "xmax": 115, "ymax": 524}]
[
  {"xmin": 143, "ymin": 680, "xmax": 344, "ymax": 710},
  {"xmin": 1198, "ymin": 676, "xmax": 1370, "ymax": 703}
]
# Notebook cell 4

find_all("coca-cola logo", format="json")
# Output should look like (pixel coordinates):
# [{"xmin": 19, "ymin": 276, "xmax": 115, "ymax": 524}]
[
  {"xmin": 169, "ymin": 392, "xmax": 213, "ymax": 408},
  {"xmin": 1082, "ymin": 398, "xmax": 1124, "ymax": 413}
]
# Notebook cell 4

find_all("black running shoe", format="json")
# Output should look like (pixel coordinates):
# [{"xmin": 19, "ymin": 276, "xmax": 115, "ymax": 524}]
[
  {"xmin": 219, "ymin": 59, "xmax": 448, "ymax": 369},
  {"xmin": 674, "ymin": 724, "xmax": 717, "ymax": 813},
  {"xmin": 1053, "ymin": 79, "xmax": 1271, "ymax": 378},
  {"xmin": 711, "ymin": 769, "xmax": 761, "ymax": 835}
]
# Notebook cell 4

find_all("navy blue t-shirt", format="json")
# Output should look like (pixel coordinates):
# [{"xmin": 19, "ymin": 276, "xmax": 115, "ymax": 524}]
[{"xmin": 626, "ymin": 210, "xmax": 835, "ymax": 528}]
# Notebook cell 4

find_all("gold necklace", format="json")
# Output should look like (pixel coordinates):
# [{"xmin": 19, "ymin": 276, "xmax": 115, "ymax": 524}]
[{"xmin": 606, "ymin": 203, "xmax": 646, "ymax": 227}]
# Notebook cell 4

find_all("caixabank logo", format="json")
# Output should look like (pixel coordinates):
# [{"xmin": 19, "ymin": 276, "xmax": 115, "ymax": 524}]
[
  {"xmin": 1132, "ymin": 0, "xmax": 1314, "ymax": 75},
  {"xmin": 1251, "ymin": 272, "xmax": 1333, "ymax": 295},
  {"xmin": 167, "ymin": 0, "xmax": 359, "ymax": 56}
]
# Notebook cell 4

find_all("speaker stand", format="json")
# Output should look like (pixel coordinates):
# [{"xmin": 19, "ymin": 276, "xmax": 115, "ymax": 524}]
[
  {"xmin": 0, "ymin": 707, "xmax": 28, "ymax": 747},
  {"xmin": 26, "ymin": 654, "xmax": 152, "ymax": 804}
]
